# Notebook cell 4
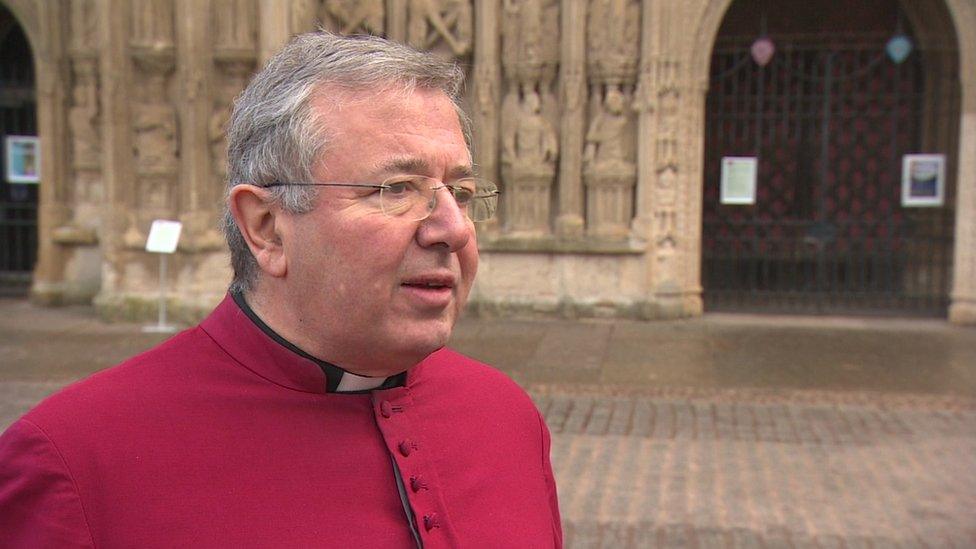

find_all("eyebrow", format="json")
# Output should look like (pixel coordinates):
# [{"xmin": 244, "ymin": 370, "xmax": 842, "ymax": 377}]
[{"xmin": 377, "ymin": 157, "xmax": 474, "ymax": 180}]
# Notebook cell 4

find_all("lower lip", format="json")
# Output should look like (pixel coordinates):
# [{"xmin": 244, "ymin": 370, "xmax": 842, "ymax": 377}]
[{"xmin": 400, "ymin": 284, "xmax": 453, "ymax": 308}]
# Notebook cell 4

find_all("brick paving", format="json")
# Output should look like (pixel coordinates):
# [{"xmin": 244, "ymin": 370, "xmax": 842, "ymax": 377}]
[
  {"xmin": 2, "ymin": 298, "xmax": 975, "ymax": 547},
  {"xmin": 533, "ymin": 388, "xmax": 976, "ymax": 548}
]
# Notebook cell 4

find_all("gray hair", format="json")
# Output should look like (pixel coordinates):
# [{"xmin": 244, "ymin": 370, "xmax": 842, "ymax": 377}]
[{"xmin": 222, "ymin": 31, "xmax": 469, "ymax": 293}]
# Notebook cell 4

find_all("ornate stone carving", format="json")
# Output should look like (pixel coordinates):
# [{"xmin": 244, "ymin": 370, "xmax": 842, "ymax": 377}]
[
  {"xmin": 501, "ymin": 87, "xmax": 559, "ymax": 235},
  {"xmin": 213, "ymin": 0, "xmax": 257, "ymax": 54},
  {"xmin": 127, "ymin": 0, "xmax": 177, "ymax": 246},
  {"xmin": 498, "ymin": 0, "xmax": 560, "ymax": 236},
  {"xmin": 69, "ymin": 0, "xmax": 98, "ymax": 56},
  {"xmin": 504, "ymin": 89, "xmax": 558, "ymax": 170},
  {"xmin": 474, "ymin": 64, "xmax": 497, "ymax": 117},
  {"xmin": 130, "ymin": 0, "xmax": 174, "ymax": 52},
  {"xmin": 584, "ymin": 86, "xmax": 636, "ymax": 237},
  {"xmin": 320, "ymin": 0, "xmax": 385, "ymax": 35},
  {"xmin": 210, "ymin": 60, "xmax": 251, "ymax": 182},
  {"xmin": 407, "ymin": 0, "xmax": 472, "ymax": 57},
  {"xmin": 133, "ymin": 95, "xmax": 178, "ymax": 174},
  {"xmin": 502, "ymin": 0, "xmax": 559, "ymax": 85},
  {"xmin": 584, "ymin": 87, "xmax": 634, "ymax": 170},
  {"xmin": 586, "ymin": 0, "xmax": 640, "ymax": 84},
  {"xmin": 69, "ymin": 59, "xmax": 101, "ymax": 171}
]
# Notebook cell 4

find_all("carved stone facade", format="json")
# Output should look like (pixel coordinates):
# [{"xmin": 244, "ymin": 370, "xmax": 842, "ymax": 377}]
[{"xmin": 6, "ymin": 0, "xmax": 976, "ymax": 324}]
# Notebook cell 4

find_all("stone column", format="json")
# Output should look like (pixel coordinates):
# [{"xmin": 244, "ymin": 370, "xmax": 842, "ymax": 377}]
[
  {"xmin": 258, "ymin": 0, "xmax": 293, "ymax": 65},
  {"xmin": 95, "ymin": 0, "xmax": 134, "ymax": 302},
  {"xmin": 30, "ymin": 1, "xmax": 72, "ymax": 304},
  {"xmin": 555, "ymin": 0, "xmax": 585, "ymax": 238},
  {"xmin": 949, "ymin": 14, "xmax": 976, "ymax": 324},
  {"xmin": 472, "ymin": 0, "xmax": 501, "ymax": 235},
  {"xmin": 176, "ymin": 0, "xmax": 223, "ymax": 253},
  {"xmin": 386, "ymin": 0, "xmax": 409, "ymax": 42},
  {"xmin": 637, "ymin": 0, "xmax": 702, "ymax": 318}
]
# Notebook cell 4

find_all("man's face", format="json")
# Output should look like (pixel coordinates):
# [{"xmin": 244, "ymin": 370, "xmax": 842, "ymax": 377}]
[{"xmin": 275, "ymin": 87, "xmax": 478, "ymax": 374}]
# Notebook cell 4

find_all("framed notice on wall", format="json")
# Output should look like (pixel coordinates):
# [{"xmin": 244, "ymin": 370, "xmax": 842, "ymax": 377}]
[
  {"xmin": 5, "ymin": 136, "xmax": 40, "ymax": 184},
  {"xmin": 901, "ymin": 154, "xmax": 945, "ymax": 207},
  {"xmin": 720, "ymin": 156, "xmax": 757, "ymax": 205}
]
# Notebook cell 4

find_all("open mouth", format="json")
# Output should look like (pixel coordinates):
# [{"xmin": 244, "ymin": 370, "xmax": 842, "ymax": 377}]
[
  {"xmin": 400, "ymin": 276, "xmax": 456, "ymax": 307},
  {"xmin": 402, "ymin": 282, "xmax": 451, "ymax": 289}
]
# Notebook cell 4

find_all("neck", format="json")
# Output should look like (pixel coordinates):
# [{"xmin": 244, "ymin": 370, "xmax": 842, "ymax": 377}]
[{"xmin": 240, "ymin": 288, "xmax": 417, "ymax": 378}]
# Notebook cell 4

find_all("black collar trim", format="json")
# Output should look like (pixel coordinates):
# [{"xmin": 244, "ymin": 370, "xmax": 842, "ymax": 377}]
[{"xmin": 230, "ymin": 290, "xmax": 405, "ymax": 393}]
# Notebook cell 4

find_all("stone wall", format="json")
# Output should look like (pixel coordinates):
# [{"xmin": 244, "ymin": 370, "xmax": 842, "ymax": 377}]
[{"xmin": 6, "ymin": 0, "xmax": 975, "ymax": 323}]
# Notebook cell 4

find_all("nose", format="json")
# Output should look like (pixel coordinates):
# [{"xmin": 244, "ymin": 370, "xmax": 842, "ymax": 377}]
[{"xmin": 416, "ymin": 187, "xmax": 472, "ymax": 252}]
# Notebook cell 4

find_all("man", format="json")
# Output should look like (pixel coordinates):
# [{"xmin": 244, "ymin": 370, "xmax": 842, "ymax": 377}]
[{"xmin": 0, "ymin": 32, "xmax": 562, "ymax": 547}]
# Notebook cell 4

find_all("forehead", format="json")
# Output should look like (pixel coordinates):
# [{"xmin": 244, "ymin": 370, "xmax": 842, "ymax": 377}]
[{"xmin": 310, "ymin": 86, "xmax": 470, "ymax": 177}]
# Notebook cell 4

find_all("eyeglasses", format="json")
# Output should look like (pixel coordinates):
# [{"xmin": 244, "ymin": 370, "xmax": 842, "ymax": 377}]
[{"xmin": 263, "ymin": 175, "xmax": 499, "ymax": 222}]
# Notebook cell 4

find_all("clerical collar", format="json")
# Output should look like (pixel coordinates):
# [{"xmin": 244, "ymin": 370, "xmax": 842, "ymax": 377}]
[{"xmin": 230, "ymin": 290, "xmax": 406, "ymax": 393}]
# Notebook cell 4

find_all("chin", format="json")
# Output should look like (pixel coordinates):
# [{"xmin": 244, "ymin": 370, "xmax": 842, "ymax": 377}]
[{"xmin": 397, "ymin": 324, "xmax": 453, "ymax": 359}]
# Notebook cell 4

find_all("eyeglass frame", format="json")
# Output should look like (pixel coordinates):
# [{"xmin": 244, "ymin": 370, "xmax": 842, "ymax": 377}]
[{"xmin": 260, "ymin": 176, "xmax": 500, "ymax": 222}]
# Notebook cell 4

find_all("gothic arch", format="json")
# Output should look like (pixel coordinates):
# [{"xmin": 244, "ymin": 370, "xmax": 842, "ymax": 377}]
[
  {"xmin": 2, "ymin": 0, "xmax": 72, "ymax": 303},
  {"xmin": 690, "ymin": 0, "xmax": 976, "ymax": 323}
]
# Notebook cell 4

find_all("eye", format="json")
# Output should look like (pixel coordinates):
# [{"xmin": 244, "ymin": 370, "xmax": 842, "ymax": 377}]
[
  {"xmin": 451, "ymin": 179, "xmax": 478, "ymax": 204},
  {"xmin": 450, "ymin": 186, "xmax": 474, "ymax": 205},
  {"xmin": 385, "ymin": 181, "xmax": 409, "ymax": 195}
]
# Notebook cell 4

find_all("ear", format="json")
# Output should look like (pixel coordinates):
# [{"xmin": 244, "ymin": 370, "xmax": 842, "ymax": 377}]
[{"xmin": 228, "ymin": 185, "xmax": 288, "ymax": 279}]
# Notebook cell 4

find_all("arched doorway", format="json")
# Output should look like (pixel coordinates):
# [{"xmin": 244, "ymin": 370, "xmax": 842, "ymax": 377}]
[
  {"xmin": 0, "ymin": 3, "xmax": 37, "ymax": 296},
  {"xmin": 701, "ymin": 0, "xmax": 960, "ymax": 316}
]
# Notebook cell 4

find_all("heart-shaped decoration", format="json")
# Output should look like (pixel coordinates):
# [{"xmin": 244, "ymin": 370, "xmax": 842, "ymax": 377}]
[
  {"xmin": 751, "ymin": 37, "xmax": 775, "ymax": 67},
  {"xmin": 886, "ymin": 35, "xmax": 913, "ymax": 64}
]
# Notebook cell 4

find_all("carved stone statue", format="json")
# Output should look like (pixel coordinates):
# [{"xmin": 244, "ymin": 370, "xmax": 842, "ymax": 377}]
[
  {"xmin": 408, "ymin": 0, "xmax": 472, "ymax": 57},
  {"xmin": 134, "ymin": 102, "xmax": 177, "ymax": 172},
  {"xmin": 503, "ymin": 90, "xmax": 558, "ymax": 173},
  {"xmin": 584, "ymin": 87, "xmax": 634, "ymax": 170},
  {"xmin": 322, "ymin": 0, "xmax": 385, "ymax": 35},
  {"xmin": 69, "ymin": 63, "xmax": 101, "ymax": 169},
  {"xmin": 501, "ymin": 87, "xmax": 558, "ymax": 236},
  {"xmin": 584, "ymin": 87, "xmax": 636, "ymax": 238}
]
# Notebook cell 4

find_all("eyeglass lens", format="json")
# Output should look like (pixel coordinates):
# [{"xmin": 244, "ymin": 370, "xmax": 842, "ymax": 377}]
[{"xmin": 380, "ymin": 176, "xmax": 497, "ymax": 222}]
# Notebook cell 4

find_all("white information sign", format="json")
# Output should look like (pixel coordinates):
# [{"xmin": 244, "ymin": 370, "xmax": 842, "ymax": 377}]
[
  {"xmin": 145, "ymin": 220, "xmax": 183, "ymax": 253},
  {"xmin": 720, "ymin": 156, "xmax": 757, "ymax": 205},
  {"xmin": 5, "ymin": 135, "xmax": 40, "ymax": 184},
  {"xmin": 901, "ymin": 154, "xmax": 945, "ymax": 207}
]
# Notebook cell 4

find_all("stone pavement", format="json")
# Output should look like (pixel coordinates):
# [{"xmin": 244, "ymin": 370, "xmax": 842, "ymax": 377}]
[{"xmin": 1, "ymin": 297, "xmax": 975, "ymax": 547}]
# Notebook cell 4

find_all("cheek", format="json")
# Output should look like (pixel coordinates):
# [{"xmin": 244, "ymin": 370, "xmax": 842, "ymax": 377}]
[{"xmin": 458, "ymin": 244, "xmax": 479, "ymax": 289}]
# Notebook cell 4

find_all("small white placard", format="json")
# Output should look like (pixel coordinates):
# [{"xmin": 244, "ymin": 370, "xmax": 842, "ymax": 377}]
[
  {"xmin": 5, "ymin": 135, "xmax": 40, "ymax": 184},
  {"xmin": 901, "ymin": 154, "xmax": 945, "ymax": 207},
  {"xmin": 720, "ymin": 156, "xmax": 757, "ymax": 205},
  {"xmin": 145, "ymin": 220, "xmax": 183, "ymax": 253}
]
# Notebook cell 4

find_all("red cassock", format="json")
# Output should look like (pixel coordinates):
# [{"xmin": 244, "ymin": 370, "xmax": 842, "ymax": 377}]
[{"xmin": 0, "ymin": 295, "xmax": 562, "ymax": 548}]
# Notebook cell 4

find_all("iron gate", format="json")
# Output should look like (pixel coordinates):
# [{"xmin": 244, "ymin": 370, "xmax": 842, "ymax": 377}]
[
  {"xmin": 702, "ymin": 8, "xmax": 959, "ymax": 316},
  {"xmin": 0, "ymin": 6, "xmax": 38, "ymax": 293}
]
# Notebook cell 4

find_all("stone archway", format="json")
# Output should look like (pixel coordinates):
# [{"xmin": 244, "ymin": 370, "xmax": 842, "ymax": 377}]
[
  {"xmin": 1, "ymin": 0, "xmax": 73, "ymax": 305},
  {"xmin": 691, "ymin": 0, "xmax": 976, "ymax": 323},
  {"xmin": 0, "ymin": 2, "xmax": 37, "ymax": 294}
]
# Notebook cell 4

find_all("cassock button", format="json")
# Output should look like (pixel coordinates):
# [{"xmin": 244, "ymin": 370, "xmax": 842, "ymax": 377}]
[
  {"xmin": 423, "ymin": 513, "xmax": 439, "ymax": 531},
  {"xmin": 380, "ymin": 401, "xmax": 393, "ymax": 418},
  {"xmin": 410, "ymin": 476, "xmax": 427, "ymax": 492},
  {"xmin": 398, "ymin": 440, "xmax": 413, "ymax": 457}
]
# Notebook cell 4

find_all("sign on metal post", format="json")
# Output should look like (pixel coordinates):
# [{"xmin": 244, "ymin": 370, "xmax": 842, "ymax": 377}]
[{"xmin": 143, "ymin": 220, "xmax": 182, "ymax": 333}]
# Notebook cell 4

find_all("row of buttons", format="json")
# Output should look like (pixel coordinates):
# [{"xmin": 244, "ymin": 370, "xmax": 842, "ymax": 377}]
[{"xmin": 378, "ymin": 399, "xmax": 439, "ymax": 533}]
